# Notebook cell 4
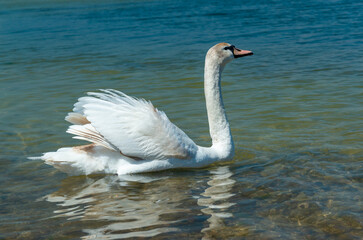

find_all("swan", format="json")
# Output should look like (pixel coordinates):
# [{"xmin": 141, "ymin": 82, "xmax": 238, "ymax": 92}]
[{"xmin": 33, "ymin": 43, "xmax": 253, "ymax": 175}]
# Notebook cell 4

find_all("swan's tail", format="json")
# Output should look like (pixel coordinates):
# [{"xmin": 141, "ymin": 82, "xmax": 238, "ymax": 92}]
[
  {"xmin": 28, "ymin": 156, "xmax": 43, "ymax": 160},
  {"xmin": 28, "ymin": 146, "xmax": 118, "ymax": 176}
]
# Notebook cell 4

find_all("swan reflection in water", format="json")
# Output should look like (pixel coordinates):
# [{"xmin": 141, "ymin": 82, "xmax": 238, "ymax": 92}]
[
  {"xmin": 44, "ymin": 167, "xmax": 236, "ymax": 239},
  {"xmin": 198, "ymin": 166, "xmax": 237, "ymax": 239}
]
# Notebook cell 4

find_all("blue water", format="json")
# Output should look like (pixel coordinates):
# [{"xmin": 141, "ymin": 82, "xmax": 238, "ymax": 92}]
[{"xmin": 1, "ymin": 0, "xmax": 362, "ymax": 239}]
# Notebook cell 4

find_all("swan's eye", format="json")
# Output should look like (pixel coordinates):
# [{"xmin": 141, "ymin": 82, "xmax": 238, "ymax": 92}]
[{"xmin": 223, "ymin": 45, "xmax": 235, "ymax": 52}]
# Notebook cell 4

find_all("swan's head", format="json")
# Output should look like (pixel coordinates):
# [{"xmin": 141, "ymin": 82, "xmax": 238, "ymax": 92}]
[{"xmin": 206, "ymin": 43, "xmax": 253, "ymax": 66}]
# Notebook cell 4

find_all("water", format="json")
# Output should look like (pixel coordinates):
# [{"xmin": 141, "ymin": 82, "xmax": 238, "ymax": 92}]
[{"xmin": 1, "ymin": 0, "xmax": 362, "ymax": 239}]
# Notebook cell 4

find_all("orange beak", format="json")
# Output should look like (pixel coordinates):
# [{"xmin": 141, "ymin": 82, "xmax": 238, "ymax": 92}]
[{"xmin": 233, "ymin": 47, "xmax": 253, "ymax": 58}]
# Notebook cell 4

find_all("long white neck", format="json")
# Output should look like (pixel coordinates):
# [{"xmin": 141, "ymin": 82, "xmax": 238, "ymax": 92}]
[{"xmin": 204, "ymin": 56, "xmax": 234, "ymax": 159}]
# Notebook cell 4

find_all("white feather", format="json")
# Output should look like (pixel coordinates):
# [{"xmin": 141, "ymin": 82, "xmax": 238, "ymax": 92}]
[
  {"xmin": 79, "ymin": 89, "xmax": 198, "ymax": 160},
  {"xmin": 66, "ymin": 124, "xmax": 117, "ymax": 151}
]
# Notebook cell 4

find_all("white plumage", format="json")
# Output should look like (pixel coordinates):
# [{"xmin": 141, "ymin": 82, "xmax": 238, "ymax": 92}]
[
  {"xmin": 32, "ymin": 43, "xmax": 253, "ymax": 175},
  {"xmin": 68, "ymin": 89, "xmax": 198, "ymax": 160}
]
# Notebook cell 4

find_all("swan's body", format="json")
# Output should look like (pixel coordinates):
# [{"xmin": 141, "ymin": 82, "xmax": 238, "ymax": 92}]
[{"xmin": 34, "ymin": 43, "xmax": 253, "ymax": 175}]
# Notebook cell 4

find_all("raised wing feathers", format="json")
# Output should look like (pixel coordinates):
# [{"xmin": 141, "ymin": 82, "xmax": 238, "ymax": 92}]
[
  {"xmin": 69, "ymin": 89, "xmax": 197, "ymax": 160},
  {"xmin": 66, "ymin": 124, "xmax": 117, "ymax": 151}
]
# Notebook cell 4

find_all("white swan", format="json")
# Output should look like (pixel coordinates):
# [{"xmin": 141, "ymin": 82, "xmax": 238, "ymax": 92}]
[{"xmin": 34, "ymin": 43, "xmax": 253, "ymax": 175}]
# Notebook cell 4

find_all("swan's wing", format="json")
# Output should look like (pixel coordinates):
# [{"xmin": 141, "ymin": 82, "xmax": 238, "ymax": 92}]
[{"xmin": 68, "ymin": 89, "xmax": 198, "ymax": 160}]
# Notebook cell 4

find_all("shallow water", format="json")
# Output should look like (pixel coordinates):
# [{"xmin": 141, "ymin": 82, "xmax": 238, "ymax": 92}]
[{"xmin": 1, "ymin": 0, "xmax": 362, "ymax": 239}]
